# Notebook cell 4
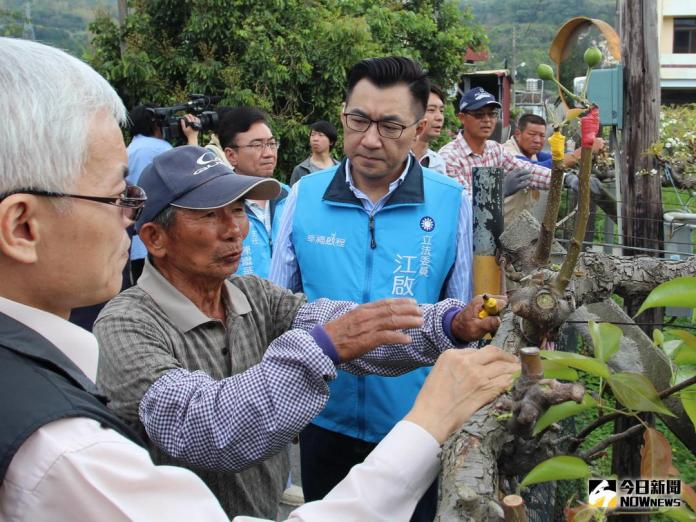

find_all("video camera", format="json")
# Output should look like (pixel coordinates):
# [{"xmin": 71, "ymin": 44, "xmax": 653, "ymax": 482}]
[{"xmin": 148, "ymin": 94, "xmax": 221, "ymax": 143}]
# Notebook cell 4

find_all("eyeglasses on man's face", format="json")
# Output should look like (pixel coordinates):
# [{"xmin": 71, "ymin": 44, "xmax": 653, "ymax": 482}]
[
  {"xmin": 0, "ymin": 183, "xmax": 147, "ymax": 222},
  {"xmin": 464, "ymin": 109, "xmax": 500, "ymax": 121},
  {"xmin": 232, "ymin": 140, "xmax": 280, "ymax": 153},
  {"xmin": 342, "ymin": 112, "xmax": 418, "ymax": 139}
]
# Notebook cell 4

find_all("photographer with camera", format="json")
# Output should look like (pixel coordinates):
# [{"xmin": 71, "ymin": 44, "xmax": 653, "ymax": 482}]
[{"xmin": 126, "ymin": 105, "xmax": 200, "ymax": 282}]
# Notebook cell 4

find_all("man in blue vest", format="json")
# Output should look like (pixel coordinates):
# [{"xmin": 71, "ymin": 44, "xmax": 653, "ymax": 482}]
[
  {"xmin": 270, "ymin": 56, "xmax": 477, "ymax": 521},
  {"xmin": 217, "ymin": 107, "xmax": 289, "ymax": 278},
  {"xmin": 0, "ymin": 38, "xmax": 517, "ymax": 521}
]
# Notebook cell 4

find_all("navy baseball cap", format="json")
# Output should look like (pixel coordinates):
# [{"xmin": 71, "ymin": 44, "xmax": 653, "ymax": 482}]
[
  {"xmin": 135, "ymin": 146, "xmax": 280, "ymax": 232},
  {"xmin": 458, "ymin": 87, "xmax": 502, "ymax": 112}
]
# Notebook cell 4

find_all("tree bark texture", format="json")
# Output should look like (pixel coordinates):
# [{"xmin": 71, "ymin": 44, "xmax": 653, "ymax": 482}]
[
  {"xmin": 617, "ymin": 4, "xmax": 662, "ymax": 517},
  {"xmin": 619, "ymin": 0, "xmax": 662, "ymax": 257},
  {"xmin": 436, "ymin": 221, "xmax": 696, "ymax": 520}
]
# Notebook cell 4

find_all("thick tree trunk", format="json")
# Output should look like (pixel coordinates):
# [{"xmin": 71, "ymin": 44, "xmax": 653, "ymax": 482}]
[{"xmin": 436, "ymin": 216, "xmax": 696, "ymax": 520}]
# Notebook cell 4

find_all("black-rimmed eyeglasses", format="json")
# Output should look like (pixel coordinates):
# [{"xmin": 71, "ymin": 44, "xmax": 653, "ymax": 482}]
[
  {"xmin": 342, "ymin": 112, "xmax": 419, "ymax": 139},
  {"xmin": 0, "ymin": 184, "xmax": 147, "ymax": 222}
]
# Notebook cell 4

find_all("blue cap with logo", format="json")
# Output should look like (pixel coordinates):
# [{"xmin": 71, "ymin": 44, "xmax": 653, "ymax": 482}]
[
  {"xmin": 458, "ymin": 87, "xmax": 502, "ymax": 112},
  {"xmin": 135, "ymin": 146, "xmax": 280, "ymax": 232}
]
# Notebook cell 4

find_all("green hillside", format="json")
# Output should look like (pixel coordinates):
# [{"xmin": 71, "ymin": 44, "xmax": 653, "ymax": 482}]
[
  {"xmin": 0, "ymin": 0, "xmax": 116, "ymax": 55},
  {"xmin": 461, "ymin": 0, "xmax": 616, "ymax": 81}
]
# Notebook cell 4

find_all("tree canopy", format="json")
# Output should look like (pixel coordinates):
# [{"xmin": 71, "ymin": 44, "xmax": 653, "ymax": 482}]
[
  {"xmin": 87, "ymin": 0, "xmax": 486, "ymax": 178},
  {"xmin": 1, "ymin": 0, "xmax": 114, "ymax": 56}
]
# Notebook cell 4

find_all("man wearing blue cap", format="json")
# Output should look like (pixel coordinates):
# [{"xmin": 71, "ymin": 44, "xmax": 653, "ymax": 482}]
[
  {"xmin": 439, "ymin": 87, "xmax": 553, "ymax": 221},
  {"xmin": 0, "ymin": 38, "xmax": 518, "ymax": 522},
  {"xmin": 93, "ymin": 145, "xmax": 509, "ymax": 519}
]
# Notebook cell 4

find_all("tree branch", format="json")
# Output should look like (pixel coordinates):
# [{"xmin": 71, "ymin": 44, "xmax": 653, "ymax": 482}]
[
  {"xmin": 568, "ymin": 374, "xmax": 696, "ymax": 453},
  {"xmin": 578, "ymin": 423, "xmax": 645, "ymax": 461},
  {"xmin": 533, "ymin": 158, "xmax": 565, "ymax": 267},
  {"xmin": 554, "ymin": 147, "xmax": 593, "ymax": 293}
]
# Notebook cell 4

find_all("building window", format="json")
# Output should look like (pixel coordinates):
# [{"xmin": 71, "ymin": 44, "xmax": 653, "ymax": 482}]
[{"xmin": 674, "ymin": 18, "xmax": 696, "ymax": 54}]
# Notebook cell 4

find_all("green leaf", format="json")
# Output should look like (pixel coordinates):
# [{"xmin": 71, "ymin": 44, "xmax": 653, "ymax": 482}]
[
  {"xmin": 542, "ymin": 360, "xmax": 579, "ymax": 381},
  {"xmin": 682, "ymin": 383, "xmax": 696, "ymax": 432},
  {"xmin": 533, "ymin": 394, "xmax": 597, "ymax": 436},
  {"xmin": 675, "ymin": 345, "xmax": 696, "ymax": 366},
  {"xmin": 540, "ymin": 351, "xmax": 611, "ymax": 379},
  {"xmin": 653, "ymin": 328, "xmax": 665, "ymax": 348},
  {"xmin": 564, "ymin": 108, "xmax": 584, "ymax": 122},
  {"xmin": 607, "ymin": 373, "xmax": 675, "ymax": 416},
  {"xmin": 664, "ymin": 340, "xmax": 685, "ymax": 359},
  {"xmin": 636, "ymin": 277, "xmax": 696, "ymax": 317},
  {"xmin": 520, "ymin": 456, "xmax": 589, "ymax": 488},
  {"xmin": 589, "ymin": 321, "xmax": 622, "ymax": 363},
  {"xmin": 668, "ymin": 331, "xmax": 696, "ymax": 365}
]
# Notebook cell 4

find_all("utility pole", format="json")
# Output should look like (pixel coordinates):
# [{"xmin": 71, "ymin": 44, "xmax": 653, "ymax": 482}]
[
  {"xmin": 117, "ymin": 0, "xmax": 127, "ymax": 55},
  {"xmin": 613, "ymin": 2, "xmax": 662, "ymax": 520},
  {"xmin": 22, "ymin": 1, "xmax": 35, "ymax": 41},
  {"xmin": 511, "ymin": 25, "xmax": 517, "ymax": 79}
]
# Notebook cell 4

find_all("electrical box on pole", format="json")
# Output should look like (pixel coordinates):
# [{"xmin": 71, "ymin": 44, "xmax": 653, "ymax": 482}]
[{"xmin": 585, "ymin": 66, "xmax": 624, "ymax": 129}]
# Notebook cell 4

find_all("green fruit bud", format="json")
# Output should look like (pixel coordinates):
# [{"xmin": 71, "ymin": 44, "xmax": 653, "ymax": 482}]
[
  {"xmin": 583, "ymin": 47, "xmax": 602, "ymax": 68},
  {"xmin": 537, "ymin": 63, "xmax": 555, "ymax": 81}
]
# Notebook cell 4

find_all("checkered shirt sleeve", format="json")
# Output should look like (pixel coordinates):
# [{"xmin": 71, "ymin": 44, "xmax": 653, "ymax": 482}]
[
  {"xmin": 139, "ymin": 298, "xmax": 466, "ymax": 472},
  {"xmin": 439, "ymin": 135, "xmax": 551, "ymax": 197}
]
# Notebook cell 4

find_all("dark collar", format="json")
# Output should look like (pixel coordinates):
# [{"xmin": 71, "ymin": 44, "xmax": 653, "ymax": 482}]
[
  {"xmin": 0, "ymin": 312, "xmax": 102, "ymax": 397},
  {"xmin": 322, "ymin": 155, "xmax": 425, "ymax": 207}
]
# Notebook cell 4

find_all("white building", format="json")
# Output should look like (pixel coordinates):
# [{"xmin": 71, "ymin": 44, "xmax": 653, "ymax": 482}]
[{"xmin": 658, "ymin": 0, "xmax": 696, "ymax": 103}]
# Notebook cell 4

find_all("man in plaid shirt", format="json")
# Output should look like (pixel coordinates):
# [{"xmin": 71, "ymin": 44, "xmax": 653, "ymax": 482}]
[
  {"xmin": 439, "ymin": 87, "xmax": 552, "ymax": 201},
  {"xmin": 94, "ymin": 145, "xmax": 506, "ymax": 520}
]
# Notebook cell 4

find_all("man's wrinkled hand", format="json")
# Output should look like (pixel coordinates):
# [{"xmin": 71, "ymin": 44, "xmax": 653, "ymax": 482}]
[
  {"xmin": 451, "ymin": 294, "xmax": 507, "ymax": 342},
  {"xmin": 405, "ymin": 346, "xmax": 520, "ymax": 444},
  {"xmin": 323, "ymin": 298, "xmax": 424, "ymax": 362}
]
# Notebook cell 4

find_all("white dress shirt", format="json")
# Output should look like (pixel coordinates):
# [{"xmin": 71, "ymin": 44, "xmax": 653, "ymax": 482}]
[
  {"xmin": 0, "ymin": 296, "xmax": 443, "ymax": 521},
  {"xmin": 0, "ymin": 296, "xmax": 228, "ymax": 521}
]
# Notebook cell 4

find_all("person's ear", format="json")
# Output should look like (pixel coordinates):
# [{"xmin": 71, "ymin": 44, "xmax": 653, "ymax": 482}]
[
  {"xmin": 139, "ymin": 222, "xmax": 170, "ymax": 260},
  {"xmin": 224, "ymin": 147, "xmax": 238, "ymax": 167},
  {"xmin": 0, "ymin": 195, "xmax": 41, "ymax": 264},
  {"xmin": 457, "ymin": 112, "xmax": 467, "ymax": 127},
  {"xmin": 415, "ymin": 118, "xmax": 428, "ymax": 139},
  {"xmin": 514, "ymin": 128, "xmax": 522, "ymax": 140}
]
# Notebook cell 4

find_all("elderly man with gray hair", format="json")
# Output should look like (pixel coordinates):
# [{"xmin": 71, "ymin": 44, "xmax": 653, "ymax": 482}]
[
  {"xmin": 0, "ymin": 37, "xmax": 518, "ymax": 522},
  {"xmin": 94, "ymin": 143, "xmax": 512, "ymax": 519}
]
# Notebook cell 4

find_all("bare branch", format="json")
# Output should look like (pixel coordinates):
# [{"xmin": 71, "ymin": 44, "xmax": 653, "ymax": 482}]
[
  {"xmin": 533, "ymin": 159, "xmax": 565, "ymax": 266},
  {"xmin": 568, "ymin": 374, "xmax": 696, "ymax": 453},
  {"xmin": 579, "ymin": 423, "xmax": 645, "ymax": 461},
  {"xmin": 554, "ymin": 147, "xmax": 593, "ymax": 293}
]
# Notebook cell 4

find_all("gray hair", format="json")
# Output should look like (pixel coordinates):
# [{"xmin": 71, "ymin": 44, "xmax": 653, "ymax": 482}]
[
  {"xmin": 0, "ymin": 38, "xmax": 127, "ymax": 195},
  {"xmin": 151, "ymin": 205, "xmax": 179, "ymax": 231}
]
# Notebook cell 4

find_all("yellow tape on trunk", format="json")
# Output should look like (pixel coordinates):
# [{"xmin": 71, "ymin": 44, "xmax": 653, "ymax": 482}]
[
  {"xmin": 473, "ymin": 255, "xmax": 501, "ymax": 297},
  {"xmin": 549, "ymin": 131, "xmax": 565, "ymax": 161}
]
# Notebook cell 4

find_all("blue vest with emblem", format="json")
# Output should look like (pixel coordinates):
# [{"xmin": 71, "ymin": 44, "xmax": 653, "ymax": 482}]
[
  {"xmin": 292, "ymin": 159, "xmax": 462, "ymax": 442},
  {"xmin": 236, "ymin": 183, "xmax": 289, "ymax": 278}
]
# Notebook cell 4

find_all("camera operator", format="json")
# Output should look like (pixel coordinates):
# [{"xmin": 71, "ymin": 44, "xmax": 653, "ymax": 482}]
[{"xmin": 126, "ymin": 105, "xmax": 200, "ymax": 283}]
